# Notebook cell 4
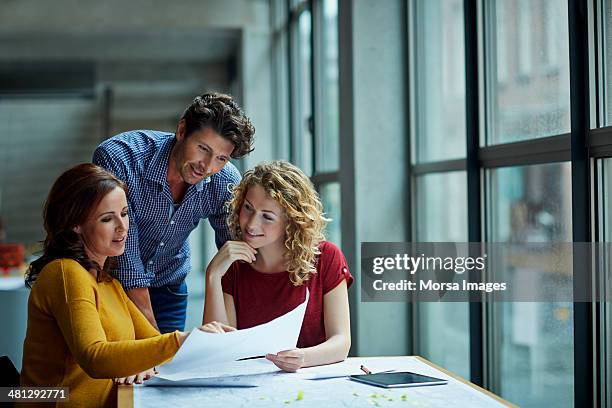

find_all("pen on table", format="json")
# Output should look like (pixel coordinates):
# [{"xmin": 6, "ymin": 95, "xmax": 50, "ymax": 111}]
[
  {"xmin": 237, "ymin": 355, "xmax": 266, "ymax": 361},
  {"xmin": 360, "ymin": 365, "xmax": 372, "ymax": 375}
]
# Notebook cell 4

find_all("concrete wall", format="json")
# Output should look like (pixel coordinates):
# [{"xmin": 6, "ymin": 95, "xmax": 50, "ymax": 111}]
[{"xmin": 339, "ymin": 0, "xmax": 411, "ymax": 356}]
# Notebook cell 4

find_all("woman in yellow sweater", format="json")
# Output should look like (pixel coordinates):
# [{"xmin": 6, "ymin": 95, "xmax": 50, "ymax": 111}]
[{"xmin": 20, "ymin": 163, "xmax": 233, "ymax": 407}]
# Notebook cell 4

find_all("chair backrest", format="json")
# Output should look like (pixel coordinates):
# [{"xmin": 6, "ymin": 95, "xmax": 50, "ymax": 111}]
[{"xmin": 0, "ymin": 355, "xmax": 20, "ymax": 387}]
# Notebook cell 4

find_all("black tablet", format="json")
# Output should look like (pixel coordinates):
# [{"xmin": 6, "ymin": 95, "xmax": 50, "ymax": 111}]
[{"xmin": 349, "ymin": 371, "xmax": 449, "ymax": 388}]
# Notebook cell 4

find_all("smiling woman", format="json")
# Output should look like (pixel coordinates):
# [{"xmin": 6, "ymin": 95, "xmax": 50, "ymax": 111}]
[
  {"xmin": 73, "ymin": 186, "xmax": 129, "ymax": 268},
  {"xmin": 20, "ymin": 163, "xmax": 233, "ymax": 408},
  {"xmin": 25, "ymin": 163, "xmax": 131, "ymax": 287},
  {"xmin": 203, "ymin": 160, "xmax": 353, "ymax": 373}
]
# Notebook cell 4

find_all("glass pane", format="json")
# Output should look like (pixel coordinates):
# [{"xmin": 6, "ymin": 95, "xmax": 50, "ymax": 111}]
[
  {"xmin": 320, "ymin": 182, "xmax": 341, "ymax": 248},
  {"xmin": 415, "ymin": 172, "xmax": 470, "ymax": 379},
  {"xmin": 315, "ymin": 0, "xmax": 340, "ymax": 172},
  {"xmin": 603, "ymin": 0, "xmax": 612, "ymax": 125},
  {"xmin": 299, "ymin": 9, "xmax": 313, "ymax": 176},
  {"xmin": 601, "ymin": 0, "xmax": 612, "ymax": 126},
  {"xmin": 488, "ymin": 0, "xmax": 570, "ymax": 144},
  {"xmin": 488, "ymin": 163, "xmax": 573, "ymax": 407},
  {"xmin": 416, "ymin": 172, "xmax": 468, "ymax": 241},
  {"xmin": 414, "ymin": 0, "xmax": 466, "ymax": 162},
  {"xmin": 601, "ymin": 159, "xmax": 612, "ymax": 405}
]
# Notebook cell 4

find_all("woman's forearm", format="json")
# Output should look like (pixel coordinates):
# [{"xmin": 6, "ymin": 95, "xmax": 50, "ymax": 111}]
[
  {"xmin": 203, "ymin": 274, "xmax": 229, "ymax": 325},
  {"xmin": 301, "ymin": 334, "xmax": 351, "ymax": 368}
]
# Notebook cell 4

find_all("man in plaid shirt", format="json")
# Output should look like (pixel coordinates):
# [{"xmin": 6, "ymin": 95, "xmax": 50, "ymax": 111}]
[{"xmin": 93, "ymin": 93, "xmax": 255, "ymax": 333}]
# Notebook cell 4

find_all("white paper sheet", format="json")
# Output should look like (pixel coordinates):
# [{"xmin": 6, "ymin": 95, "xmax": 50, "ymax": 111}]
[
  {"xmin": 146, "ymin": 359, "xmax": 278, "ymax": 387},
  {"xmin": 153, "ymin": 290, "xmax": 309, "ymax": 383}
]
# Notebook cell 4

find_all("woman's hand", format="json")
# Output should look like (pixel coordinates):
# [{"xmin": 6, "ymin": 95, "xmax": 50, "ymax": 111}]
[
  {"xmin": 266, "ymin": 349, "xmax": 305, "ymax": 372},
  {"xmin": 114, "ymin": 367, "xmax": 157, "ymax": 385},
  {"xmin": 199, "ymin": 321, "xmax": 236, "ymax": 334},
  {"xmin": 206, "ymin": 241, "xmax": 257, "ymax": 279}
]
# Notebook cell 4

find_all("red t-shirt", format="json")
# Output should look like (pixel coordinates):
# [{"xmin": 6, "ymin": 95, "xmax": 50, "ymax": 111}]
[{"xmin": 221, "ymin": 241, "xmax": 353, "ymax": 348}]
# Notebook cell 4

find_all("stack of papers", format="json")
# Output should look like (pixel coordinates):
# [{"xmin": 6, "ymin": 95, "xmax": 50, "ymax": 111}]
[{"xmin": 147, "ymin": 291, "xmax": 309, "ymax": 387}]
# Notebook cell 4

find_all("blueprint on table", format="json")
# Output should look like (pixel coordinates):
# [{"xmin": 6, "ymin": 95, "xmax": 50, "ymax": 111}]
[{"xmin": 137, "ymin": 357, "xmax": 511, "ymax": 407}]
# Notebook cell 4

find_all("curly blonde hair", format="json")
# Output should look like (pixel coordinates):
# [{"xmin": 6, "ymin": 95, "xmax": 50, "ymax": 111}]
[{"xmin": 227, "ymin": 161, "xmax": 330, "ymax": 286}]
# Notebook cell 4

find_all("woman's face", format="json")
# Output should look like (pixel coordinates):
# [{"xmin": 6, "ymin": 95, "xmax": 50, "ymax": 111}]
[
  {"xmin": 239, "ymin": 184, "xmax": 287, "ymax": 250},
  {"xmin": 75, "ymin": 186, "xmax": 129, "ymax": 266}
]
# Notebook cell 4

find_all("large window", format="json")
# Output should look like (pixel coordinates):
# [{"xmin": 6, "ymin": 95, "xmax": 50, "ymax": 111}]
[
  {"xmin": 409, "ymin": 0, "xmax": 604, "ymax": 406},
  {"xmin": 282, "ymin": 0, "xmax": 612, "ymax": 405}
]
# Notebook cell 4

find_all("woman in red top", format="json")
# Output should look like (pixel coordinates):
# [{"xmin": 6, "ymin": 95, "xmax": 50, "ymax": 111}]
[{"xmin": 203, "ymin": 160, "xmax": 352, "ymax": 372}]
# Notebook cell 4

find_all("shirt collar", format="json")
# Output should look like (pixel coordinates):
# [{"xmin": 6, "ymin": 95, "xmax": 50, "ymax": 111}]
[
  {"xmin": 144, "ymin": 135, "xmax": 174, "ymax": 186},
  {"xmin": 195, "ymin": 176, "xmax": 209, "ymax": 191}
]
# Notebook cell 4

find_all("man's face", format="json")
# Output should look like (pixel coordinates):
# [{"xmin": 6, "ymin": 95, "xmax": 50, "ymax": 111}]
[{"xmin": 174, "ymin": 124, "xmax": 235, "ymax": 185}]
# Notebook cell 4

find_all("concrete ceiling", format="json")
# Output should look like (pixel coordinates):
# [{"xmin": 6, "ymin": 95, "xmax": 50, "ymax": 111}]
[
  {"xmin": 0, "ymin": 0, "xmax": 270, "ymax": 63},
  {"xmin": 0, "ymin": 29, "xmax": 240, "ymax": 62}
]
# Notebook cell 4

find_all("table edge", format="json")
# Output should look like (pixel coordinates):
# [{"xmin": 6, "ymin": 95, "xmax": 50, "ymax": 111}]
[
  {"xmin": 117, "ymin": 384, "xmax": 134, "ymax": 408},
  {"xmin": 413, "ymin": 356, "xmax": 518, "ymax": 408}
]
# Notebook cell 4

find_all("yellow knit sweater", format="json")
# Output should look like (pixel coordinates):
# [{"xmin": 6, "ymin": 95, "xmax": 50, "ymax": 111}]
[{"xmin": 20, "ymin": 258, "xmax": 180, "ymax": 407}]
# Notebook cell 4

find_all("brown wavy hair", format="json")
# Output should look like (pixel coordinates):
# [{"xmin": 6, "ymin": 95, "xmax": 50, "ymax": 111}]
[
  {"xmin": 181, "ymin": 92, "xmax": 255, "ymax": 159},
  {"xmin": 227, "ymin": 161, "xmax": 329, "ymax": 286},
  {"xmin": 26, "ymin": 163, "xmax": 128, "ymax": 288}
]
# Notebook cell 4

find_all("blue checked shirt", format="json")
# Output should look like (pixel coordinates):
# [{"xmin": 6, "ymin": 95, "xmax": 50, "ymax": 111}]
[{"xmin": 93, "ymin": 130, "xmax": 241, "ymax": 290}]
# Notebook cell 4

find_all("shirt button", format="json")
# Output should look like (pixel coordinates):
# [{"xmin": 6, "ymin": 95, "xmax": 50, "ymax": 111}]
[
  {"xmin": 170, "ymin": 220, "xmax": 175, "ymax": 225},
  {"xmin": 148, "ymin": 260, "xmax": 153, "ymax": 265},
  {"xmin": 159, "ymin": 242, "xmax": 165, "ymax": 247}
]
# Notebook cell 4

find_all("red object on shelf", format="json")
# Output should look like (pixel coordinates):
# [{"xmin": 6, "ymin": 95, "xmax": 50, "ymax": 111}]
[{"xmin": 0, "ymin": 244, "xmax": 25, "ymax": 269}]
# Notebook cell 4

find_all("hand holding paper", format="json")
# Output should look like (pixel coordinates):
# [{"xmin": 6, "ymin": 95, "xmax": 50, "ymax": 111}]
[
  {"xmin": 153, "ymin": 290, "xmax": 309, "ymax": 383},
  {"xmin": 266, "ymin": 349, "xmax": 306, "ymax": 372}
]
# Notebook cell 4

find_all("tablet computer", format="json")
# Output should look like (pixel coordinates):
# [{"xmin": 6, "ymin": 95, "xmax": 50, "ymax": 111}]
[{"xmin": 349, "ymin": 372, "xmax": 448, "ymax": 388}]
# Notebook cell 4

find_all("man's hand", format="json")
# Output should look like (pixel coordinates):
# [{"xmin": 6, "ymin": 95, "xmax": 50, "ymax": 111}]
[{"xmin": 126, "ymin": 287, "xmax": 159, "ymax": 331}]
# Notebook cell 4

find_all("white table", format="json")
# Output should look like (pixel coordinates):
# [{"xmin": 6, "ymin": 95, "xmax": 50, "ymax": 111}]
[{"xmin": 119, "ymin": 356, "xmax": 515, "ymax": 408}]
